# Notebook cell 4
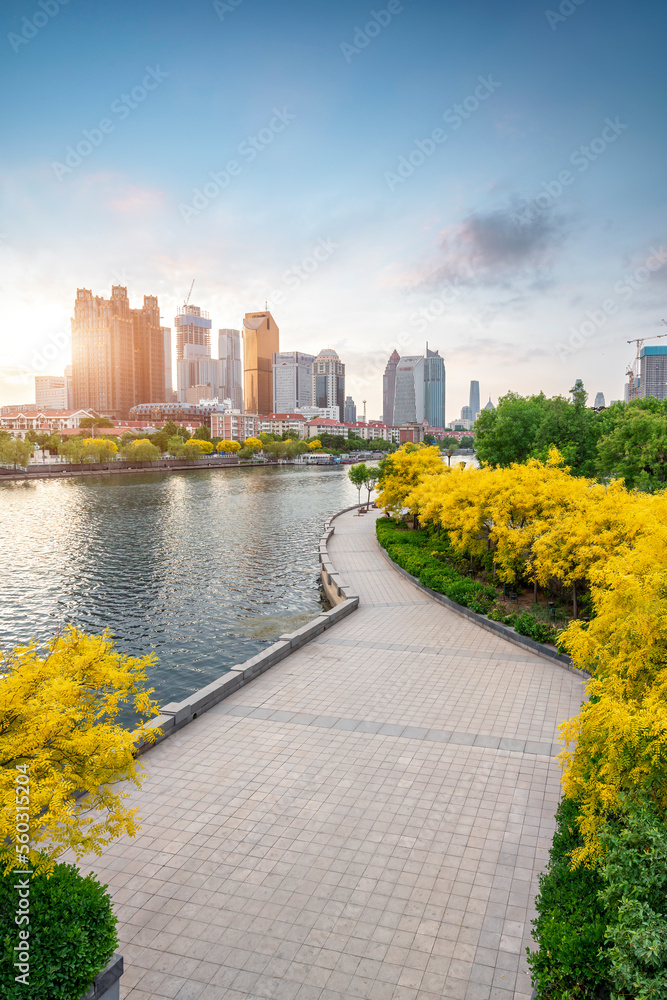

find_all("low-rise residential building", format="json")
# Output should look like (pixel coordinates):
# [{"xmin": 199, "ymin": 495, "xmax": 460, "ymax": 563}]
[
  {"xmin": 304, "ymin": 418, "xmax": 348, "ymax": 439},
  {"xmin": 0, "ymin": 409, "xmax": 99, "ymax": 437},
  {"xmin": 211, "ymin": 411, "xmax": 260, "ymax": 441},
  {"xmin": 258, "ymin": 413, "xmax": 307, "ymax": 437}
]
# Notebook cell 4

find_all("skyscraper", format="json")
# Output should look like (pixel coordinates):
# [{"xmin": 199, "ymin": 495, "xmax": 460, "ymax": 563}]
[
  {"xmin": 383, "ymin": 350, "xmax": 400, "ymax": 426},
  {"xmin": 272, "ymin": 351, "xmax": 315, "ymax": 413},
  {"xmin": 638, "ymin": 347, "xmax": 667, "ymax": 399},
  {"xmin": 177, "ymin": 343, "xmax": 223, "ymax": 403},
  {"xmin": 175, "ymin": 304, "xmax": 212, "ymax": 362},
  {"xmin": 72, "ymin": 286, "xmax": 165, "ymax": 418},
  {"xmin": 469, "ymin": 380, "xmax": 480, "ymax": 420},
  {"xmin": 243, "ymin": 311, "xmax": 280, "ymax": 414},
  {"xmin": 344, "ymin": 396, "xmax": 357, "ymax": 423},
  {"xmin": 593, "ymin": 391, "xmax": 606, "ymax": 408},
  {"xmin": 162, "ymin": 327, "xmax": 174, "ymax": 402},
  {"xmin": 132, "ymin": 295, "xmax": 163, "ymax": 405},
  {"xmin": 393, "ymin": 356, "xmax": 425, "ymax": 425},
  {"xmin": 461, "ymin": 405, "xmax": 473, "ymax": 422},
  {"xmin": 219, "ymin": 329, "xmax": 243, "ymax": 410},
  {"xmin": 424, "ymin": 345, "xmax": 446, "ymax": 429},
  {"xmin": 312, "ymin": 349, "xmax": 345, "ymax": 421}
]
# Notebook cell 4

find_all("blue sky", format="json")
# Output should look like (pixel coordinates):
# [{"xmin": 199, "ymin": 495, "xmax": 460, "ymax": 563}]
[{"xmin": 1, "ymin": 0, "xmax": 665, "ymax": 418}]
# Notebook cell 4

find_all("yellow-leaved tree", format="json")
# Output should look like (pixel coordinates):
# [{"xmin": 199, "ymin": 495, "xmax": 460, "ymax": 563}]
[
  {"xmin": 216, "ymin": 440, "xmax": 241, "ymax": 453},
  {"xmin": 0, "ymin": 627, "xmax": 160, "ymax": 875},
  {"xmin": 376, "ymin": 444, "xmax": 447, "ymax": 517}
]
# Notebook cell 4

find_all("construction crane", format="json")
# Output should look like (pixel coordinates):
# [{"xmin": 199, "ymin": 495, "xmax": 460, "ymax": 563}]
[
  {"xmin": 183, "ymin": 279, "xmax": 195, "ymax": 309},
  {"xmin": 626, "ymin": 325, "xmax": 667, "ymax": 401}
]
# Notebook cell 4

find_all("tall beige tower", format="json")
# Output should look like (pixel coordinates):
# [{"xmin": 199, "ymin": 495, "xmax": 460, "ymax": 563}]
[
  {"xmin": 243, "ymin": 311, "xmax": 279, "ymax": 415},
  {"xmin": 71, "ymin": 286, "xmax": 165, "ymax": 418}
]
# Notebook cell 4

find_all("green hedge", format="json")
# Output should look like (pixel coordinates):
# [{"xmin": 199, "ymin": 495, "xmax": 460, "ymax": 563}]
[
  {"xmin": 527, "ymin": 798, "xmax": 611, "ymax": 1000},
  {"xmin": 0, "ymin": 863, "xmax": 118, "ymax": 1000},
  {"xmin": 376, "ymin": 519, "xmax": 555, "ymax": 635},
  {"xmin": 528, "ymin": 795, "xmax": 667, "ymax": 1000}
]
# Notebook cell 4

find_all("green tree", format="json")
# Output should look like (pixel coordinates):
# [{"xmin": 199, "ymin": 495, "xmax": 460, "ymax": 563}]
[
  {"xmin": 348, "ymin": 462, "xmax": 369, "ymax": 507},
  {"xmin": 192, "ymin": 425, "xmax": 211, "ymax": 442},
  {"xmin": 121, "ymin": 439, "xmax": 160, "ymax": 462},
  {"xmin": 0, "ymin": 438, "xmax": 33, "ymax": 469},
  {"xmin": 474, "ymin": 391, "xmax": 545, "ymax": 467},
  {"xmin": 596, "ymin": 402, "xmax": 667, "ymax": 490}
]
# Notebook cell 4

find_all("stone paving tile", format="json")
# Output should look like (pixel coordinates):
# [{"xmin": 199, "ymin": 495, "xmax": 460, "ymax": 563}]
[{"xmin": 64, "ymin": 509, "xmax": 584, "ymax": 1000}]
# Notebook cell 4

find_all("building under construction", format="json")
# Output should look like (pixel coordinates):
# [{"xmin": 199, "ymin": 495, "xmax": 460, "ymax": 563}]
[{"xmin": 625, "ymin": 329, "xmax": 667, "ymax": 401}]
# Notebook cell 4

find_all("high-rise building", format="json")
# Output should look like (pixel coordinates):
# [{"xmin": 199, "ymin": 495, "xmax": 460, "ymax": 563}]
[
  {"xmin": 393, "ymin": 356, "xmax": 425, "ymax": 425},
  {"xmin": 424, "ymin": 345, "xmax": 446, "ymax": 429},
  {"xmin": 593, "ymin": 391, "xmax": 606, "ymax": 408},
  {"xmin": 132, "ymin": 294, "xmax": 164, "ymax": 406},
  {"xmin": 177, "ymin": 343, "xmax": 223, "ymax": 403},
  {"xmin": 272, "ymin": 351, "xmax": 315, "ymax": 413},
  {"xmin": 64, "ymin": 365, "xmax": 73, "ymax": 409},
  {"xmin": 469, "ymin": 380, "xmax": 480, "ymax": 420},
  {"xmin": 35, "ymin": 375, "xmax": 67, "ymax": 410},
  {"xmin": 72, "ymin": 286, "xmax": 165, "ymax": 418},
  {"xmin": 383, "ymin": 350, "xmax": 400, "ymax": 426},
  {"xmin": 312, "ymin": 349, "xmax": 345, "ymax": 421},
  {"xmin": 162, "ymin": 328, "xmax": 174, "ymax": 402},
  {"xmin": 243, "ymin": 311, "xmax": 279, "ymax": 414},
  {"xmin": 638, "ymin": 347, "xmax": 667, "ymax": 400},
  {"xmin": 483, "ymin": 397, "xmax": 495, "ymax": 411},
  {"xmin": 461, "ymin": 405, "xmax": 473, "ymax": 422},
  {"xmin": 219, "ymin": 330, "xmax": 243, "ymax": 411},
  {"xmin": 175, "ymin": 305, "xmax": 212, "ymax": 362},
  {"xmin": 344, "ymin": 396, "xmax": 357, "ymax": 423}
]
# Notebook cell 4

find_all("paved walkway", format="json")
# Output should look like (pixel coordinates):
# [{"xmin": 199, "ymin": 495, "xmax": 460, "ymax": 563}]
[{"xmin": 76, "ymin": 509, "xmax": 586, "ymax": 1000}]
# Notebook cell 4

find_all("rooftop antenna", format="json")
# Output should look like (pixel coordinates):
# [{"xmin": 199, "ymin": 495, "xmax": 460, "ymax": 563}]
[
  {"xmin": 363, "ymin": 399, "xmax": 367, "ymax": 422},
  {"xmin": 184, "ymin": 279, "xmax": 195, "ymax": 308}
]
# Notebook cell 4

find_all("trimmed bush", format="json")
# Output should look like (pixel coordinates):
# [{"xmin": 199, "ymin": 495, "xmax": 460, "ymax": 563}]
[
  {"xmin": 377, "ymin": 520, "xmax": 556, "ymax": 637},
  {"xmin": 0, "ymin": 862, "xmax": 118, "ymax": 1000},
  {"xmin": 601, "ymin": 798, "xmax": 667, "ymax": 999},
  {"xmin": 527, "ymin": 798, "xmax": 611, "ymax": 1000}
]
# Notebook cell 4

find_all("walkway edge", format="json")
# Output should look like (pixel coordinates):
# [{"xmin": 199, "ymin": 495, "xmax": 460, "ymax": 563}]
[
  {"xmin": 375, "ymin": 535, "xmax": 591, "ymax": 680},
  {"xmin": 132, "ymin": 506, "xmax": 363, "ymax": 756}
]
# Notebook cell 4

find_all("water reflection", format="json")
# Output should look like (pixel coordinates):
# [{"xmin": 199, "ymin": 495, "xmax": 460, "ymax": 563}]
[{"xmin": 0, "ymin": 466, "xmax": 358, "ymax": 706}]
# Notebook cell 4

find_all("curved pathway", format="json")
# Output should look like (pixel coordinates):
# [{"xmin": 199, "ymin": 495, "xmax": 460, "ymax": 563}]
[{"xmin": 80, "ymin": 508, "xmax": 586, "ymax": 1000}]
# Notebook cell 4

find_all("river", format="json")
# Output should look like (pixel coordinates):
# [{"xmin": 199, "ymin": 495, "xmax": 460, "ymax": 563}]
[{"xmin": 0, "ymin": 465, "xmax": 361, "ymax": 708}]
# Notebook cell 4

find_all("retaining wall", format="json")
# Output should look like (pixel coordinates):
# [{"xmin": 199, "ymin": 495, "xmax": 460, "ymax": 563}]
[{"xmin": 134, "ymin": 507, "xmax": 362, "ymax": 755}]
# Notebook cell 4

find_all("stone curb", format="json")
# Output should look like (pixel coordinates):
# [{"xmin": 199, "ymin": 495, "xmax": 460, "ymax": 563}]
[
  {"xmin": 375, "ymin": 538, "xmax": 591, "ymax": 680},
  {"xmin": 79, "ymin": 954, "xmax": 123, "ymax": 1000},
  {"xmin": 133, "ymin": 508, "xmax": 362, "ymax": 755}
]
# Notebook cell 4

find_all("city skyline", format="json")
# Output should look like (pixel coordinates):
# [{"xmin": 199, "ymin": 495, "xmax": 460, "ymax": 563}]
[{"xmin": 2, "ymin": 1, "xmax": 665, "ymax": 415}]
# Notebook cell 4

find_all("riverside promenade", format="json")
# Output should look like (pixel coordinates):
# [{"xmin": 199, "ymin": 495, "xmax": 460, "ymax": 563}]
[{"xmin": 82, "ymin": 508, "xmax": 586, "ymax": 1000}]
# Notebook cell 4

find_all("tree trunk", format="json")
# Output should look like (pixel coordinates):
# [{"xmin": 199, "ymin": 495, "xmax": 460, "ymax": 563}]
[{"xmin": 534, "ymin": 577, "xmax": 538, "ymax": 603}]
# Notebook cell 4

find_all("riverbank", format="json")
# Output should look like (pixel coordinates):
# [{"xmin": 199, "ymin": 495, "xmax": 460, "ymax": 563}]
[{"xmin": 62, "ymin": 505, "xmax": 585, "ymax": 1000}]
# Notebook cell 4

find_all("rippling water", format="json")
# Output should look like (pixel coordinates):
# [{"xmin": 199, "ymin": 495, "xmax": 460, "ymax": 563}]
[{"xmin": 0, "ymin": 465, "xmax": 359, "ymax": 707}]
